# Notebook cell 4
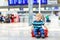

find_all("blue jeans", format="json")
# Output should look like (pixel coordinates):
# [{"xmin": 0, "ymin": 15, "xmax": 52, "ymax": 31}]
[{"xmin": 34, "ymin": 27, "xmax": 44, "ymax": 37}]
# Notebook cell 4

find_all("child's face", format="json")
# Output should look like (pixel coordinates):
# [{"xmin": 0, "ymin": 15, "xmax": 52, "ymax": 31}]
[{"xmin": 36, "ymin": 14, "xmax": 42, "ymax": 21}]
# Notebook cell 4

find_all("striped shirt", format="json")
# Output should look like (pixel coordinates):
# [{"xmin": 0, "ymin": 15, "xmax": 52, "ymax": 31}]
[{"xmin": 32, "ymin": 20, "xmax": 44, "ymax": 28}]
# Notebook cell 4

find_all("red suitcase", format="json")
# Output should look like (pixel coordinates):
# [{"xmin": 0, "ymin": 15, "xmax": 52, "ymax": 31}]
[
  {"xmin": 31, "ymin": 27, "xmax": 48, "ymax": 37},
  {"xmin": 44, "ymin": 28, "xmax": 48, "ymax": 37},
  {"xmin": 31, "ymin": 30, "xmax": 35, "ymax": 37}
]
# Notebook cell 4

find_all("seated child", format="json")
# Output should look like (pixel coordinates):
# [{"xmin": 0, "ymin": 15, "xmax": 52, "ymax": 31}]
[{"xmin": 32, "ymin": 13, "xmax": 46, "ymax": 38}]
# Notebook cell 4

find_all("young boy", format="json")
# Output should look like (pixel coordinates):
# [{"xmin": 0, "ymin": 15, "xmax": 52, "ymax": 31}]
[{"xmin": 32, "ymin": 13, "xmax": 46, "ymax": 38}]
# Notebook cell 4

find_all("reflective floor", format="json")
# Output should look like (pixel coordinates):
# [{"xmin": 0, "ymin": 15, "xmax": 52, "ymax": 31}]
[
  {"xmin": 0, "ymin": 31, "xmax": 60, "ymax": 40},
  {"xmin": 0, "ymin": 21, "xmax": 60, "ymax": 40}
]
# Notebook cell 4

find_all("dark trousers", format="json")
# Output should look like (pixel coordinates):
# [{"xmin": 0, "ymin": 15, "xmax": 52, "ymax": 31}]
[{"xmin": 34, "ymin": 27, "xmax": 44, "ymax": 37}]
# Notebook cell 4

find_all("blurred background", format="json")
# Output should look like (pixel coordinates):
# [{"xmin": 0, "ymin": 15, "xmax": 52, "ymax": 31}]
[{"xmin": 0, "ymin": 0, "xmax": 60, "ymax": 40}]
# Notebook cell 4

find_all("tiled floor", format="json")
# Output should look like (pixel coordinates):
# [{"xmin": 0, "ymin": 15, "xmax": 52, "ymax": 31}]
[
  {"xmin": 0, "ymin": 30, "xmax": 60, "ymax": 40},
  {"xmin": 0, "ymin": 22, "xmax": 60, "ymax": 40}
]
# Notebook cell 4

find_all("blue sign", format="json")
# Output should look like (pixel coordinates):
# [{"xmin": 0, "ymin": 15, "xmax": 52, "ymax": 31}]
[
  {"xmin": 14, "ymin": 0, "xmax": 18, "ymax": 5},
  {"xmin": 8, "ymin": 0, "xmax": 47, "ymax": 5},
  {"xmin": 33, "ymin": 0, "xmax": 38, "ymax": 4},
  {"xmin": 23, "ymin": 0, "xmax": 28, "ymax": 5},
  {"xmin": 41, "ymin": 0, "xmax": 47, "ymax": 4},
  {"xmin": 8, "ymin": 0, "xmax": 14, "ymax": 5},
  {"xmin": 18, "ymin": 0, "xmax": 23, "ymax": 5}
]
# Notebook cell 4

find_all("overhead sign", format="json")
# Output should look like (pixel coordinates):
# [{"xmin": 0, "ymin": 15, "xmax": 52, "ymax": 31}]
[
  {"xmin": 33, "ymin": 0, "xmax": 38, "ymax": 4},
  {"xmin": 8, "ymin": 0, "xmax": 14, "ymax": 5},
  {"xmin": 14, "ymin": 0, "xmax": 18, "ymax": 5},
  {"xmin": 18, "ymin": 0, "xmax": 23, "ymax": 5},
  {"xmin": 8, "ymin": 0, "xmax": 47, "ymax": 5},
  {"xmin": 41, "ymin": 0, "xmax": 47, "ymax": 4}
]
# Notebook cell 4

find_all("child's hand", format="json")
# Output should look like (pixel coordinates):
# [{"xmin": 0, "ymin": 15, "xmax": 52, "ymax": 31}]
[
  {"xmin": 42, "ymin": 25, "xmax": 48, "ymax": 29},
  {"xmin": 42, "ymin": 25, "xmax": 46, "ymax": 29}
]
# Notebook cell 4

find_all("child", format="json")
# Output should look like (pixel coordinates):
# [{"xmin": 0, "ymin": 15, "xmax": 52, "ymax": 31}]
[{"xmin": 32, "ymin": 13, "xmax": 46, "ymax": 38}]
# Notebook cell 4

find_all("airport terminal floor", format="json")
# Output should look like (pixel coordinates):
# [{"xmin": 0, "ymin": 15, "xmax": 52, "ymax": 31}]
[{"xmin": 0, "ymin": 20, "xmax": 60, "ymax": 40}]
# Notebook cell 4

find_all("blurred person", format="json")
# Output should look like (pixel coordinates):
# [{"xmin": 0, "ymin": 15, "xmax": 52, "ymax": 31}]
[
  {"xmin": 45, "ymin": 15, "xmax": 51, "ymax": 22},
  {"xmin": 14, "ymin": 14, "xmax": 20, "ymax": 23},
  {"xmin": 0, "ymin": 12, "xmax": 3, "ymax": 23},
  {"xmin": 5, "ymin": 16, "xmax": 10, "ymax": 23},
  {"xmin": 10, "ymin": 14, "xmax": 16, "ymax": 23},
  {"xmin": 1, "ymin": 15, "xmax": 5, "ymax": 23}
]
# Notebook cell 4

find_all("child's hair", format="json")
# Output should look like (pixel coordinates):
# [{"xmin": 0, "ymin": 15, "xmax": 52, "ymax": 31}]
[{"xmin": 36, "ymin": 13, "xmax": 43, "ymax": 19}]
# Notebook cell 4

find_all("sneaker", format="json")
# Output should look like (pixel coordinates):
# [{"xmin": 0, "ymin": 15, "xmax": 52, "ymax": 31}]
[
  {"xmin": 41, "ymin": 34, "xmax": 45, "ymax": 38},
  {"xmin": 42, "ymin": 36, "xmax": 45, "ymax": 38},
  {"xmin": 35, "ymin": 35, "xmax": 40, "ymax": 38}
]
